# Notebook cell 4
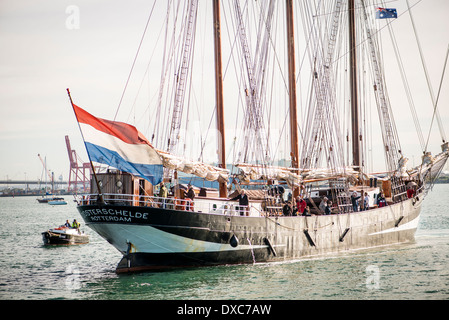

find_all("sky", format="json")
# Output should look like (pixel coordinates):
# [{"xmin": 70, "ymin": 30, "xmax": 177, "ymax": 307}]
[
  {"xmin": 0, "ymin": 0, "xmax": 448, "ymax": 185},
  {"xmin": 0, "ymin": 0, "xmax": 154, "ymax": 183}
]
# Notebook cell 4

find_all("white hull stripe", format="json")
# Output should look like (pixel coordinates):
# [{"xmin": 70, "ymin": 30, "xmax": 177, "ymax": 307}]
[
  {"xmin": 368, "ymin": 215, "xmax": 420, "ymax": 236},
  {"xmin": 91, "ymin": 223, "xmax": 266, "ymax": 254}
]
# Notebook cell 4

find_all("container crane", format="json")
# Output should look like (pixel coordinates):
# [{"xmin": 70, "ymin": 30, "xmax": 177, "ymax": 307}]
[{"xmin": 65, "ymin": 135, "xmax": 92, "ymax": 192}]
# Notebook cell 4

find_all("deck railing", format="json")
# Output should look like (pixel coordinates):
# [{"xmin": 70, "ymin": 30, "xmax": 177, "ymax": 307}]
[
  {"xmin": 76, "ymin": 193, "xmax": 260, "ymax": 217},
  {"xmin": 75, "ymin": 185, "xmax": 423, "ymax": 218}
]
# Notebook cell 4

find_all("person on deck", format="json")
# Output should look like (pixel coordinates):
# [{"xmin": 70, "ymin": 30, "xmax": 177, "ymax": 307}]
[
  {"xmin": 64, "ymin": 220, "xmax": 71, "ymax": 228},
  {"xmin": 185, "ymin": 184, "xmax": 195, "ymax": 211},
  {"xmin": 303, "ymin": 206, "xmax": 311, "ymax": 216},
  {"xmin": 376, "ymin": 192, "xmax": 382, "ymax": 206},
  {"xmin": 363, "ymin": 192, "xmax": 370, "ymax": 211},
  {"xmin": 319, "ymin": 197, "xmax": 328, "ymax": 214},
  {"xmin": 283, "ymin": 201, "xmax": 293, "ymax": 216},
  {"xmin": 158, "ymin": 182, "xmax": 168, "ymax": 208},
  {"xmin": 407, "ymin": 187, "xmax": 416, "ymax": 199},
  {"xmin": 351, "ymin": 192, "xmax": 361, "ymax": 212},
  {"xmin": 296, "ymin": 196, "xmax": 307, "ymax": 215},
  {"xmin": 158, "ymin": 183, "xmax": 168, "ymax": 198},
  {"xmin": 229, "ymin": 189, "xmax": 249, "ymax": 216},
  {"xmin": 378, "ymin": 192, "xmax": 387, "ymax": 207},
  {"xmin": 325, "ymin": 201, "xmax": 332, "ymax": 215},
  {"xmin": 186, "ymin": 184, "xmax": 195, "ymax": 200}
]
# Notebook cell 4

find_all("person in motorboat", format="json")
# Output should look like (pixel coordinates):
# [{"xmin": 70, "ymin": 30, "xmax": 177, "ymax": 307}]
[{"xmin": 72, "ymin": 219, "xmax": 80, "ymax": 229}]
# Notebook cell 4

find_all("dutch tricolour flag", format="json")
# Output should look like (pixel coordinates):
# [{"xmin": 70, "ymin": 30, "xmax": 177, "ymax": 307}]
[{"xmin": 73, "ymin": 104, "xmax": 163, "ymax": 185}]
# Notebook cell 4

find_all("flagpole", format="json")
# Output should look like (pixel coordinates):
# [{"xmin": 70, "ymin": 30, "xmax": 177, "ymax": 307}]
[{"xmin": 66, "ymin": 88, "xmax": 104, "ymax": 203}]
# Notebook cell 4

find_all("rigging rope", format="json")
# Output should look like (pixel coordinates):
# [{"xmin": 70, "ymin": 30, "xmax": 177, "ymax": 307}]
[
  {"xmin": 424, "ymin": 44, "xmax": 449, "ymax": 151},
  {"xmin": 385, "ymin": 17, "xmax": 425, "ymax": 152},
  {"xmin": 113, "ymin": 0, "xmax": 157, "ymax": 122},
  {"xmin": 232, "ymin": 0, "xmax": 274, "ymax": 166},
  {"xmin": 406, "ymin": 0, "xmax": 447, "ymax": 145}
]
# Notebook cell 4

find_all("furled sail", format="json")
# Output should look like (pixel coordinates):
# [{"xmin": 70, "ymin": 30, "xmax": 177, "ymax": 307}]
[
  {"xmin": 157, "ymin": 150, "xmax": 229, "ymax": 183},
  {"xmin": 235, "ymin": 163, "xmax": 302, "ymax": 187},
  {"xmin": 235, "ymin": 163, "xmax": 364, "ymax": 187}
]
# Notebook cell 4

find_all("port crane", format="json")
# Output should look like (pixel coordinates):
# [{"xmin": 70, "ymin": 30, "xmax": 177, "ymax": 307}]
[{"xmin": 65, "ymin": 135, "xmax": 91, "ymax": 192}]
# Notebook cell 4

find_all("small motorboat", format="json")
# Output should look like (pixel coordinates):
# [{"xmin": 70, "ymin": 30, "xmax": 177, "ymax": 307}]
[
  {"xmin": 37, "ymin": 196, "xmax": 65, "ymax": 203},
  {"xmin": 48, "ymin": 200, "xmax": 67, "ymax": 205},
  {"xmin": 42, "ymin": 226, "xmax": 89, "ymax": 245}
]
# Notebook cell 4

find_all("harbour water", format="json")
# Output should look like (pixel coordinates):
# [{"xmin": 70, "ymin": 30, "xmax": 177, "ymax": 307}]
[{"xmin": 1, "ymin": 184, "xmax": 448, "ymax": 300}]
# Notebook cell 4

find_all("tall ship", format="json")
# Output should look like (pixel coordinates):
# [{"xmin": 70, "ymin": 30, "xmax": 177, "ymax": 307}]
[{"xmin": 69, "ymin": 0, "xmax": 448, "ymax": 273}]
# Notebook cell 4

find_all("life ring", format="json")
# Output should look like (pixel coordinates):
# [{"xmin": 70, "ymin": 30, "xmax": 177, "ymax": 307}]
[
  {"xmin": 175, "ymin": 198, "xmax": 186, "ymax": 211},
  {"xmin": 186, "ymin": 199, "xmax": 194, "ymax": 211}
]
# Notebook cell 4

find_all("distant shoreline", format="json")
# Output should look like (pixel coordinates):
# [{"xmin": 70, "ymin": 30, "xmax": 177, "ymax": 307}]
[
  {"xmin": 1, "ymin": 176, "xmax": 448, "ymax": 198},
  {"xmin": 0, "ymin": 193, "xmax": 79, "ymax": 198}
]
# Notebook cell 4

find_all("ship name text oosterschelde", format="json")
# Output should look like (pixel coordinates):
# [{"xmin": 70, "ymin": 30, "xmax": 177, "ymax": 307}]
[{"xmin": 81, "ymin": 208, "xmax": 149, "ymax": 223}]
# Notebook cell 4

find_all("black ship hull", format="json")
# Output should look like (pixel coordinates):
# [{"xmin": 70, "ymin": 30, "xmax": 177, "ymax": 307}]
[{"xmin": 77, "ymin": 196, "xmax": 421, "ymax": 273}]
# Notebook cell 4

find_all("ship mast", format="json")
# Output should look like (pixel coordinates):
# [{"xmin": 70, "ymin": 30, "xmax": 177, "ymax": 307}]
[
  {"xmin": 286, "ymin": 0, "xmax": 299, "ymax": 196},
  {"xmin": 213, "ymin": 0, "xmax": 227, "ymax": 198},
  {"xmin": 348, "ymin": 0, "xmax": 360, "ymax": 169}
]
